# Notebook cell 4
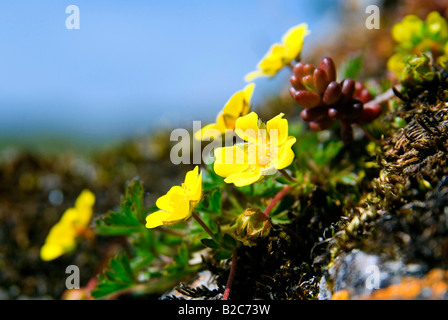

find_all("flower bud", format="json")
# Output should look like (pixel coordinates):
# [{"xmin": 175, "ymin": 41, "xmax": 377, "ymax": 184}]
[{"xmin": 233, "ymin": 208, "xmax": 272, "ymax": 246}]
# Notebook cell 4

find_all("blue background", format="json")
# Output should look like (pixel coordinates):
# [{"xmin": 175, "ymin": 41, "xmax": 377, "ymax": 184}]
[{"xmin": 0, "ymin": 1, "xmax": 338, "ymax": 145}]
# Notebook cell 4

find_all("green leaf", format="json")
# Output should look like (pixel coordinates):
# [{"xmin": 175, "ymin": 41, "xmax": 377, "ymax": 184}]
[
  {"xmin": 202, "ymin": 163, "xmax": 225, "ymax": 190},
  {"xmin": 95, "ymin": 179, "xmax": 146, "ymax": 236},
  {"xmin": 312, "ymin": 140, "xmax": 344, "ymax": 167},
  {"xmin": 222, "ymin": 233, "xmax": 237, "ymax": 249},
  {"xmin": 91, "ymin": 254, "xmax": 135, "ymax": 299},
  {"xmin": 235, "ymin": 177, "xmax": 282, "ymax": 197},
  {"xmin": 213, "ymin": 249, "xmax": 233, "ymax": 260},
  {"xmin": 339, "ymin": 54, "xmax": 364, "ymax": 80},
  {"xmin": 201, "ymin": 238, "xmax": 220, "ymax": 249},
  {"xmin": 165, "ymin": 243, "xmax": 191, "ymax": 276},
  {"xmin": 196, "ymin": 188, "xmax": 222, "ymax": 214}
]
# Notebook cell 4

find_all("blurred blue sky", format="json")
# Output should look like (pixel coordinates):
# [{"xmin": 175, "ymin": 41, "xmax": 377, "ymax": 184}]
[{"xmin": 0, "ymin": 0, "xmax": 339, "ymax": 143}]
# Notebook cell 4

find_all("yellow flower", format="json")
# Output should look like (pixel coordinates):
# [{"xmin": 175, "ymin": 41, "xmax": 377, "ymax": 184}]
[
  {"xmin": 194, "ymin": 83, "xmax": 255, "ymax": 141},
  {"xmin": 387, "ymin": 52, "xmax": 409, "ymax": 77},
  {"xmin": 213, "ymin": 112, "xmax": 296, "ymax": 187},
  {"xmin": 40, "ymin": 190, "xmax": 95, "ymax": 261},
  {"xmin": 245, "ymin": 23, "xmax": 310, "ymax": 81},
  {"xmin": 146, "ymin": 166, "xmax": 202, "ymax": 228},
  {"xmin": 391, "ymin": 14, "xmax": 425, "ymax": 47},
  {"xmin": 426, "ymin": 11, "xmax": 448, "ymax": 41}
]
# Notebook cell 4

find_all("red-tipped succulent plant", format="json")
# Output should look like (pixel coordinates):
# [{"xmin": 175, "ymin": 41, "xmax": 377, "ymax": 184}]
[{"xmin": 290, "ymin": 57, "xmax": 382, "ymax": 142}]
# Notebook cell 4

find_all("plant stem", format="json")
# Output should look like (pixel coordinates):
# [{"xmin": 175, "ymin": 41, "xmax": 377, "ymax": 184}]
[
  {"xmin": 364, "ymin": 87, "xmax": 398, "ymax": 109},
  {"xmin": 223, "ymin": 251, "xmax": 237, "ymax": 300},
  {"xmin": 159, "ymin": 227, "xmax": 186, "ymax": 238},
  {"xmin": 285, "ymin": 60, "xmax": 297, "ymax": 71},
  {"xmin": 354, "ymin": 123, "xmax": 382, "ymax": 144},
  {"xmin": 263, "ymin": 185, "xmax": 293, "ymax": 217},
  {"xmin": 279, "ymin": 169, "xmax": 297, "ymax": 183},
  {"xmin": 191, "ymin": 212, "xmax": 215, "ymax": 238}
]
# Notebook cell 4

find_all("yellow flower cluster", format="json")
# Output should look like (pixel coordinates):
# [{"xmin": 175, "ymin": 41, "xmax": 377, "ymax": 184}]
[
  {"xmin": 245, "ymin": 23, "xmax": 310, "ymax": 81},
  {"xmin": 388, "ymin": 11, "xmax": 448, "ymax": 77},
  {"xmin": 40, "ymin": 190, "xmax": 95, "ymax": 261},
  {"xmin": 146, "ymin": 23, "xmax": 304, "ymax": 229}
]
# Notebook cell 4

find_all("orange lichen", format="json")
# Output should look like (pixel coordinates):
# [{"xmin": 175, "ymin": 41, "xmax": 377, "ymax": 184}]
[
  {"xmin": 331, "ymin": 290, "xmax": 350, "ymax": 300},
  {"xmin": 363, "ymin": 268, "xmax": 448, "ymax": 300}
]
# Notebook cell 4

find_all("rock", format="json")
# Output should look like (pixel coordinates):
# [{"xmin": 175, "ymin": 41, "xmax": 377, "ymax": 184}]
[{"xmin": 318, "ymin": 249, "xmax": 428, "ymax": 299}]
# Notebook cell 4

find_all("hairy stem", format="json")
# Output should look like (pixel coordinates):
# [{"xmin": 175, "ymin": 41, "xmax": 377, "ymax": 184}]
[
  {"xmin": 191, "ymin": 212, "xmax": 215, "ymax": 238},
  {"xmin": 264, "ymin": 185, "xmax": 293, "ymax": 217},
  {"xmin": 354, "ymin": 123, "xmax": 382, "ymax": 144},
  {"xmin": 222, "ymin": 251, "xmax": 238, "ymax": 300},
  {"xmin": 279, "ymin": 169, "xmax": 297, "ymax": 183}
]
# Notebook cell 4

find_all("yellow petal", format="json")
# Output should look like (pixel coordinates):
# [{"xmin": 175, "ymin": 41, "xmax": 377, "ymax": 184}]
[
  {"xmin": 224, "ymin": 167, "xmax": 263, "ymax": 187},
  {"xmin": 165, "ymin": 194, "xmax": 191, "ymax": 222},
  {"xmin": 266, "ymin": 113, "xmax": 288, "ymax": 146},
  {"xmin": 184, "ymin": 166, "xmax": 199, "ymax": 189},
  {"xmin": 234, "ymin": 112, "xmax": 262, "ymax": 144},
  {"xmin": 221, "ymin": 83, "xmax": 255, "ymax": 125},
  {"xmin": 243, "ymin": 83, "xmax": 256, "ymax": 104},
  {"xmin": 222, "ymin": 91, "xmax": 246, "ymax": 119},
  {"xmin": 145, "ymin": 210, "xmax": 173, "ymax": 228},
  {"xmin": 40, "ymin": 243, "xmax": 67, "ymax": 261},
  {"xmin": 184, "ymin": 166, "xmax": 202, "ymax": 202},
  {"xmin": 257, "ymin": 44, "xmax": 286, "ymax": 71},
  {"xmin": 214, "ymin": 145, "xmax": 249, "ymax": 178},
  {"xmin": 155, "ymin": 185, "xmax": 187, "ymax": 212},
  {"xmin": 75, "ymin": 189, "xmax": 95, "ymax": 209},
  {"xmin": 244, "ymin": 70, "xmax": 266, "ymax": 82},
  {"xmin": 282, "ymin": 23, "xmax": 310, "ymax": 61},
  {"xmin": 194, "ymin": 122, "xmax": 224, "ymax": 141},
  {"xmin": 276, "ymin": 136, "xmax": 297, "ymax": 170},
  {"xmin": 60, "ymin": 208, "xmax": 79, "ymax": 225},
  {"xmin": 40, "ymin": 221, "xmax": 77, "ymax": 261},
  {"xmin": 191, "ymin": 171, "xmax": 202, "ymax": 202}
]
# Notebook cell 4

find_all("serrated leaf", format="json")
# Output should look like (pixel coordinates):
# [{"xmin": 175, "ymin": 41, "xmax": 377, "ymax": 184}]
[
  {"xmin": 123, "ymin": 179, "xmax": 146, "ymax": 224},
  {"xmin": 165, "ymin": 243, "xmax": 191, "ymax": 277},
  {"xmin": 94, "ymin": 179, "xmax": 146, "ymax": 236},
  {"xmin": 91, "ymin": 254, "xmax": 135, "ymax": 299}
]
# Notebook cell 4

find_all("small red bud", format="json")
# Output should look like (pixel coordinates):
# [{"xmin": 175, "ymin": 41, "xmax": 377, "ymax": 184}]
[
  {"xmin": 309, "ymin": 117, "xmax": 335, "ymax": 131},
  {"xmin": 341, "ymin": 78, "xmax": 355, "ymax": 98},
  {"xmin": 290, "ymin": 88, "xmax": 321, "ymax": 108},
  {"xmin": 313, "ymin": 68, "xmax": 330, "ymax": 95},
  {"xmin": 357, "ymin": 103, "xmax": 382, "ymax": 123},
  {"xmin": 290, "ymin": 75, "xmax": 305, "ymax": 90},
  {"xmin": 323, "ymin": 81, "xmax": 342, "ymax": 105},
  {"xmin": 319, "ymin": 57, "xmax": 337, "ymax": 82},
  {"xmin": 301, "ymin": 105, "xmax": 328, "ymax": 121}
]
